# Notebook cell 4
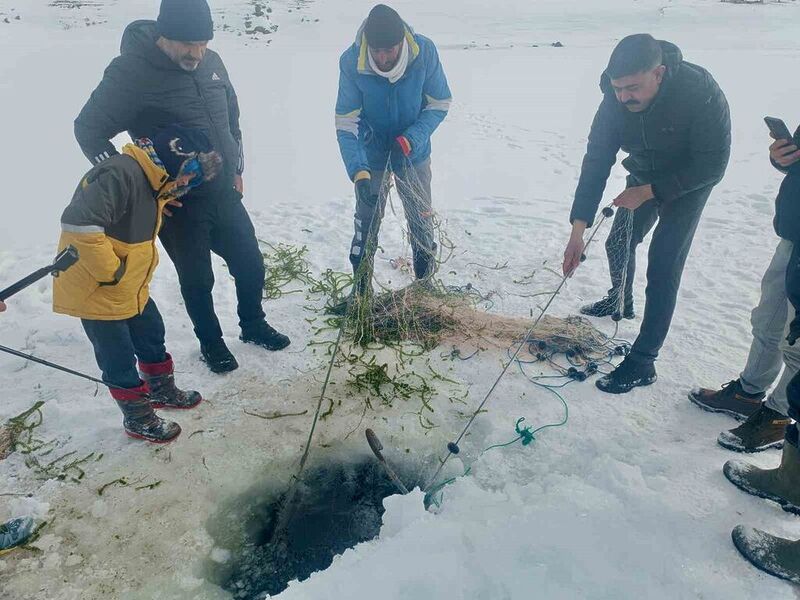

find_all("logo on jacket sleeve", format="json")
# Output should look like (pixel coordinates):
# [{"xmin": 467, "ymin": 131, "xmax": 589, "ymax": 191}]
[{"xmin": 212, "ymin": 72, "xmax": 221, "ymax": 81}]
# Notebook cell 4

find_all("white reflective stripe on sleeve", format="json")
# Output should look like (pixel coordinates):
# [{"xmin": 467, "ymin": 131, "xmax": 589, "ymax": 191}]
[
  {"xmin": 61, "ymin": 223, "xmax": 105, "ymax": 234},
  {"xmin": 351, "ymin": 245, "xmax": 362, "ymax": 256},
  {"xmin": 423, "ymin": 95, "xmax": 452, "ymax": 112},
  {"xmin": 237, "ymin": 139, "xmax": 244, "ymax": 173},
  {"xmin": 335, "ymin": 109, "xmax": 362, "ymax": 136}
]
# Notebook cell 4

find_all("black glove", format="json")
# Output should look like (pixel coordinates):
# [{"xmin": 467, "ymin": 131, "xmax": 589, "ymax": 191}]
[{"xmin": 354, "ymin": 174, "xmax": 378, "ymax": 208}]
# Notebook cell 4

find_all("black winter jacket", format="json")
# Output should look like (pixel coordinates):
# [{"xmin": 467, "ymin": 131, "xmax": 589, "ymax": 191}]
[
  {"xmin": 74, "ymin": 20, "xmax": 243, "ymax": 186},
  {"xmin": 570, "ymin": 41, "xmax": 731, "ymax": 226}
]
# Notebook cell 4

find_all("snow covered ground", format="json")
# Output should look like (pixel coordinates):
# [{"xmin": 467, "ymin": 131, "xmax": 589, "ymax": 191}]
[{"xmin": 1, "ymin": 0, "xmax": 800, "ymax": 598}]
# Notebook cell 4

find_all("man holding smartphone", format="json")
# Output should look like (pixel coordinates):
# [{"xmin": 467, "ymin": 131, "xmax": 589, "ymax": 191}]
[
  {"xmin": 562, "ymin": 34, "xmax": 731, "ymax": 394},
  {"xmin": 689, "ymin": 126, "xmax": 800, "ymax": 453}
]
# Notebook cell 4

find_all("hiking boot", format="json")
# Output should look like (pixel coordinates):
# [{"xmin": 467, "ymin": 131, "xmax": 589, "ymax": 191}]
[
  {"xmin": 688, "ymin": 380, "xmax": 765, "ymax": 421},
  {"xmin": 723, "ymin": 426, "xmax": 800, "ymax": 514},
  {"xmin": 596, "ymin": 357, "xmax": 656, "ymax": 394},
  {"xmin": 240, "ymin": 321, "xmax": 290, "ymax": 351},
  {"xmin": 732, "ymin": 525, "xmax": 800, "ymax": 584},
  {"xmin": 580, "ymin": 296, "xmax": 634, "ymax": 320},
  {"xmin": 139, "ymin": 353, "xmax": 202, "ymax": 410},
  {"xmin": 717, "ymin": 404, "xmax": 790, "ymax": 453},
  {"xmin": 111, "ymin": 383, "xmax": 181, "ymax": 444},
  {"xmin": 200, "ymin": 339, "xmax": 239, "ymax": 374},
  {"xmin": 0, "ymin": 517, "xmax": 34, "ymax": 554}
]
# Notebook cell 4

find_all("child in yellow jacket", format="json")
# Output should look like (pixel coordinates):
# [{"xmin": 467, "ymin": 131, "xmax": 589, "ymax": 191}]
[{"xmin": 54, "ymin": 126, "xmax": 222, "ymax": 443}]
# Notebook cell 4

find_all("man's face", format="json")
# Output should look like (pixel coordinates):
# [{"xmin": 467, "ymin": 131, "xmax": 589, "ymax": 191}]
[
  {"xmin": 158, "ymin": 38, "xmax": 209, "ymax": 71},
  {"xmin": 610, "ymin": 65, "xmax": 666, "ymax": 113},
  {"xmin": 369, "ymin": 43, "xmax": 402, "ymax": 72}
]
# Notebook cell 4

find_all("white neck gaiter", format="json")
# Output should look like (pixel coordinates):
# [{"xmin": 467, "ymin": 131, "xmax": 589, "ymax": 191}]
[{"xmin": 368, "ymin": 39, "xmax": 409, "ymax": 84}]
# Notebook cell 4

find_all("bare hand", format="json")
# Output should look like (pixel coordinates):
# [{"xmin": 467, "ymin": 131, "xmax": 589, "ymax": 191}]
[
  {"xmin": 233, "ymin": 174, "xmax": 244, "ymax": 195},
  {"xmin": 163, "ymin": 199, "xmax": 183, "ymax": 217},
  {"xmin": 563, "ymin": 235, "xmax": 585, "ymax": 277},
  {"xmin": 770, "ymin": 138, "xmax": 800, "ymax": 167},
  {"xmin": 613, "ymin": 184, "xmax": 653, "ymax": 210},
  {"xmin": 0, "ymin": 300, "xmax": 6, "ymax": 312}
]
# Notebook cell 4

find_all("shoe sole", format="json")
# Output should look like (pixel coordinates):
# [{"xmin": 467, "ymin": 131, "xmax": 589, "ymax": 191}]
[
  {"xmin": 687, "ymin": 391, "xmax": 755, "ymax": 422},
  {"xmin": 579, "ymin": 309, "xmax": 635, "ymax": 320},
  {"xmin": 717, "ymin": 430, "xmax": 784, "ymax": 454},
  {"xmin": 150, "ymin": 397, "xmax": 203, "ymax": 411},
  {"xmin": 200, "ymin": 356, "xmax": 239, "ymax": 374},
  {"xmin": 125, "ymin": 429, "xmax": 181, "ymax": 444},
  {"xmin": 240, "ymin": 338, "xmax": 291, "ymax": 352},
  {"xmin": 596, "ymin": 375, "xmax": 657, "ymax": 394},
  {"xmin": 723, "ymin": 462, "xmax": 800, "ymax": 516}
]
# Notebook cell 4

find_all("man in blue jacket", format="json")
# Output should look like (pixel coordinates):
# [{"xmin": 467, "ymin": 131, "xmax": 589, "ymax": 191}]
[{"xmin": 335, "ymin": 4, "xmax": 451, "ymax": 293}]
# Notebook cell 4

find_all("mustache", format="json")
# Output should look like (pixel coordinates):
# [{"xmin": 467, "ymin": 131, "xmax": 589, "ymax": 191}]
[{"xmin": 623, "ymin": 99, "xmax": 640, "ymax": 106}]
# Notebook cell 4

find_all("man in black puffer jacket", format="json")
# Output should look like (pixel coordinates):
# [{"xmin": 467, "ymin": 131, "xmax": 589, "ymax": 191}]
[
  {"xmin": 74, "ymin": 0, "xmax": 290, "ymax": 374},
  {"xmin": 562, "ymin": 33, "xmax": 731, "ymax": 394}
]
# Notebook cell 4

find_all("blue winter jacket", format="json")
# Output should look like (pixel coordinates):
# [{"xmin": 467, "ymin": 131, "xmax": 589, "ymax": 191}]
[{"xmin": 335, "ymin": 21, "xmax": 452, "ymax": 180}]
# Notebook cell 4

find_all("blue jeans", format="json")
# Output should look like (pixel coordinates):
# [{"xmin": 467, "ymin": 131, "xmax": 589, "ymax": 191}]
[{"xmin": 81, "ymin": 298, "xmax": 167, "ymax": 388}]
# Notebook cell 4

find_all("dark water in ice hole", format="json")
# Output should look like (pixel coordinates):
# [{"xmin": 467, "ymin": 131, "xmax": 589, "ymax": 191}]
[{"xmin": 205, "ymin": 458, "xmax": 422, "ymax": 599}]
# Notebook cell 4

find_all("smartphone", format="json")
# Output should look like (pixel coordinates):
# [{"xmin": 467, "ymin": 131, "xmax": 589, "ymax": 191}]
[{"xmin": 765, "ymin": 116, "xmax": 795, "ymax": 142}]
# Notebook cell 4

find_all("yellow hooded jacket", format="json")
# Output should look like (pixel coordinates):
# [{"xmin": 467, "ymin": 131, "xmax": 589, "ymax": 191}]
[{"xmin": 53, "ymin": 144, "xmax": 181, "ymax": 320}]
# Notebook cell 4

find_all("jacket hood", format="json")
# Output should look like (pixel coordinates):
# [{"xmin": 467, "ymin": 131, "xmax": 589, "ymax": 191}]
[
  {"xmin": 122, "ymin": 144, "xmax": 171, "ymax": 193},
  {"xmin": 600, "ymin": 40, "xmax": 683, "ymax": 94},
  {"xmin": 354, "ymin": 19, "xmax": 421, "ymax": 76},
  {"xmin": 120, "ymin": 20, "xmax": 181, "ymax": 70}
]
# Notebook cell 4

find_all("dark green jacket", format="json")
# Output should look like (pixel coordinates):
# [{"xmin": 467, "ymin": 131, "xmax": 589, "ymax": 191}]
[
  {"xmin": 571, "ymin": 41, "xmax": 731, "ymax": 226},
  {"xmin": 74, "ymin": 20, "xmax": 242, "ymax": 186}
]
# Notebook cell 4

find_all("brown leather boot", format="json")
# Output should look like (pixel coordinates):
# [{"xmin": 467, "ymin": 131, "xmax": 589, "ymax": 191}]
[
  {"xmin": 717, "ymin": 404, "xmax": 790, "ymax": 453},
  {"xmin": 688, "ymin": 380, "xmax": 764, "ymax": 420}
]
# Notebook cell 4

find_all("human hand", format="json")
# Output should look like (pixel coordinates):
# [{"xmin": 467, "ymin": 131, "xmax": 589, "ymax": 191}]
[
  {"xmin": 233, "ymin": 174, "xmax": 244, "ymax": 195},
  {"xmin": 163, "ymin": 198, "xmax": 183, "ymax": 217},
  {"xmin": 394, "ymin": 136, "xmax": 412, "ymax": 158},
  {"xmin": 0, "ymin": 300, "xmax": 6, "ymax": 312},
  {"xmin": 770, "ymin": 138, "xmax": 800, "ymax": 168},
  {"xmin": 613, "ymin": 185, "xmax": 653, "ymax": 210},
  {"xmin": 563, "ymin": 233, "xmax": 585, "ymax": 277}
]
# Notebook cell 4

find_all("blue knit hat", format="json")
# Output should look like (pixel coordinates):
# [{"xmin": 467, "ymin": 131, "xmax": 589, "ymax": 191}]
[{"xmin": 157, "ymin": 0, "xmax": 214, "ymax": 42}]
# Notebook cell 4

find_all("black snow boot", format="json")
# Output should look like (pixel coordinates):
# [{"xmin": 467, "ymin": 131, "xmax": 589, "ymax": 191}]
[
  {"xmin": 111, "ymin": 383, "xmax": 181, "ymax": 443},
  {"xmin": 717, "ymin": 404, "xmax": 790, "ymax": 453},
  {"xmin": 200, "ymin": 339, "xmax": 239, "ymax": 374},
  {"xmin": 139, "ymin": 353, "xmax": 202, "ymax": 410},
  {"xmin": 240, "ymin": 321, "xmax": 291, "ymax": 351},
  {"xmin": 580, "ymin": 296, "xmax": 634, "ymax": 320},
  {"xmin": 596, "ymin": 357, "xmax": 657, "ymax": 394},
  {"xmin": 732, "ymin": 525, "xmax": 800, "ymax": 584},
  {"xmin": 723, "ymin": 424, "xmax": 800, "ymax": 514}
]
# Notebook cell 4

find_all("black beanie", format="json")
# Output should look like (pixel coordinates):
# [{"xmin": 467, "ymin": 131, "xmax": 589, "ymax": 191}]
[
  {"xmin": 157, "ymin": 0, "xmax": 214, "ymax": 42},
  {"xmin": 364, "ymin": 4, "xmax": 405, "ymax": 49}
]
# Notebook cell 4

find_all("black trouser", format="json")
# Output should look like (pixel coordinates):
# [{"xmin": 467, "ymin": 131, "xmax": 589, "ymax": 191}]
[
  {"xmin": 605, "ymin": 188, "xmax": 710, "ymax": 364},
  {"xmin": 349, "ymin": 159, "xmax": 436, "ymax": 279},
  {"xmin": 159, "ymin": 189, "xmax": 266, "ymax": 344},
  {"xmin": 81, "ymin": 298, "xmax": 167, "ymax": 389}
]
